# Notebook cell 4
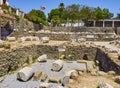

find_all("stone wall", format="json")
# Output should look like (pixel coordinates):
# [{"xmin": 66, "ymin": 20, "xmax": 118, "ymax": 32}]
[
  {"xmin": 14, "ymin": 19, "xmax": 41, "ymax": 31},
  {"xmin": 48, "ymin": 27, "xmax": 115, "ymax": 33},
  {"xmin": 10, "ymin": 32, "xmax": 117, "ymax": 41},
  {"xmin": 0, "ymin": 16, "xmax": 41, "ymax": 32},
  {"xmin": 95, "ymin": 48, "xmax": 120, "ymax": 74},
  {"xmin": 0, "ymin": 45, "xmax": 97, "ymax": 75},
  {"xmin": 0, "ymin": 44, "xmax": 120, "ymax": 76}
]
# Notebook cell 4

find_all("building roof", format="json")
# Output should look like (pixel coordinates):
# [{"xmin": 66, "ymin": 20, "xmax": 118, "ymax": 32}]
[{"xmin": 0, "ymin": 12, "xmax": 16, "ymax": 20}]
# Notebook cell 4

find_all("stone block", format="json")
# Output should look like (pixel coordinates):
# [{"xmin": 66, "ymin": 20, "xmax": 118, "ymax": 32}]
[
  {"xmin": 38, "ymin": 54, "xmax": 47, "ymax": 62},
  {"xmin": 51, "ymin": 60, "xmax": 63, "ymax": 71},
  {"xmin": 39, "ymin": 83, "xmax": 51, "ymax": 88},
  {"xmin": 41, "ymin": 73, "xmax": 48, "ymax": 82},
  {"xmin": 41, "ymin": 37, "xmax": 49, "ymax": 43},
  {"xmin": 33, "ymin": 71, "xmax": 42, "ymax": 81},
  {"xmin": 17, "ymin": 67, "xmax": 34, "ymax": 82},
  {"xmin": 7, "ymin": 37, "xmax": 16, "ymax": 42},
  {"xmin": 49, "ymin": 76, "xmax": 61, "ymax": 83},
  {"xmin": 62, "ymin": 70, "xmax": 78, "ymax": 86}
]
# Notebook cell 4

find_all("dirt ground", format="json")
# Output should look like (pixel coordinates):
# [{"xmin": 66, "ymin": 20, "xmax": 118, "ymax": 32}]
[{"xmin": 68, "ymin": 73, "xmax": 120, "ymax": 88}]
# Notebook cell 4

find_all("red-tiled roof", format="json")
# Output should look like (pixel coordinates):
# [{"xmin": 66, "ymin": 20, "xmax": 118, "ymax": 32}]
[{"xmin": 0, "ymin": 12, "xmax": 16, "ymax": 20}]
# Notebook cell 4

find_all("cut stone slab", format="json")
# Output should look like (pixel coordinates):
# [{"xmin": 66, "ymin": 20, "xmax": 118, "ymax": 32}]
[
  {"xmin": 41, "ymin": 73, "xmax": 48, "ymax": 82},
  {"xmin": 98, "ymin": 82, "xmax": 113, "ymax": 88},
  {"xmin": 17, "ymin": 67, "xmax": 34, "ymax": 82},
  {"xmin": 41, "ymin": 37, "xmax": 49, "ymax": 43},
  {"xmin": 33, "ymin": 71, "xmax": 42, "ymax": 81},
  {"xmin": 7, "ymin": 37, "xmax": 16, "ymax": 42},
  {"xmin": 38, "ymin": 54, "xmax": 47, "ymax": 62},
  {"xmin": 32, "ymin": 37, "xmax": 39, "ymax": 41},
  {"xmin": 62, "ymin": 70, "xmax": 78, "ymax": 86},
  {"xmin": 49, "ymin": 76, "xmax": 61, "ymax": 83},
  {"xmin": 51, "ymin": 60, "xmax": 64, "ymax": 71},
  {"xmin": 39, "ymin": 83, "xmax": 51, "ymax": 88}
]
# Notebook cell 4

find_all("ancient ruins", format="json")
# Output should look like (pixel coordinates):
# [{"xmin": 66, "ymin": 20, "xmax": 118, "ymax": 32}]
[{"xmin": 0, "ymin": 27, "xmax": 120, "ymax": 88}]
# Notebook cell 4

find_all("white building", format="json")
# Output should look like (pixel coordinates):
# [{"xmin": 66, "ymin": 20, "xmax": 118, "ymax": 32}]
[
  {"xmin": 0, "ymin": 0, "xmax": 9, "ymax": 5},
  {"xmin": 61, "ymin": 20, "xmax": 84, "ymax": 27},
  {"xmin": 0, "ymin": 0, "xmax": 3, "ymax": 5}
]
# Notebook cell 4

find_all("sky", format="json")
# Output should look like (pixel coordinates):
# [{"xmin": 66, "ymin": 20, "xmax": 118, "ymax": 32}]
[{"xmin": 9, "ymin": 0, "xmax": 120, "ymax": 17}]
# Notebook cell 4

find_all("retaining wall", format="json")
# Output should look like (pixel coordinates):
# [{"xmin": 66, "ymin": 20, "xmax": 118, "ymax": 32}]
[{"xmin": 0, "ymin": 44, "xmax": 120, "ymax": 76}]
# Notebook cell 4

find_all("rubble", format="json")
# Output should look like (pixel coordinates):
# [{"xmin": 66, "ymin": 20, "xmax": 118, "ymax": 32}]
[
  {"xmin": 98, "ymin": 82, "xmax": 113, "ymax": 88},
  {"xmin": 39, "ymin": 83, "xmax": 51, "ymax": 88}
]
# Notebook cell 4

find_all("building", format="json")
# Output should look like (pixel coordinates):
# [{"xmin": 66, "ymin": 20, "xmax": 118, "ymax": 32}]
[
  {"xmin": 61, "ymin": 20, "xmax": 84, "ymax": 27},
  {"xmin": 86, "ymin": 19, "xmax": 120, "ymax": 27},
  {"xmin": 0, "ymin": 0, "xmax": 9, "ymax": 5}
]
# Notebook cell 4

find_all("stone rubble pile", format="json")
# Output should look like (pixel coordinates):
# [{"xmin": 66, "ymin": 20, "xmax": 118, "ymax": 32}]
[
  {"xmin": 15, "ymin": 54, "xmax": 119, "ymax": 88},
  {"xmin": 109, "ymin": 40, "xmax": 120, "ymax": 46},
  {"xmin": 18, "ymin": 36, "xmax": 40, "ymax": 43}
]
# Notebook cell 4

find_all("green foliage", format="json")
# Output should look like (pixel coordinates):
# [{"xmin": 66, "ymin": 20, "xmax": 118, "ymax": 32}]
[
  {"xmin": 80, "ymin": 6, "xmax": 94, "ymax": 21},
  {"xmin": 48, "ymin": 3, "xmax": 113, "ymax": 26},
  {"xmin": 66, "ymin": 4, "xmax": 80, "ymax": 22},
  {"xmin": 48, "ymin": 9, "xmax": 61, "ymax": 26},
  {"xmin": 25, "ymin": 57, "xmax": 30, "ymax": 64},
  {"xmin": 116, "ymin": 13, "xmax": 120, "ymax": 19},
  {"xmin": 95, "ymin": 7, "xmax": 113, "ymax": 20},
  {"xmin": 32, "ymin": 56, "xmax": 38, "ymax": 63},
  {"xmin": 28, "ymin": 9, "xmax": 47, "ymax": 25}
]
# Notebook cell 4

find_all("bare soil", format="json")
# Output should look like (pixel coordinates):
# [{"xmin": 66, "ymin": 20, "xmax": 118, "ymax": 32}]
[{"xmin": 68, "ymin": 73, "xmax": 120, "ymax": 88}]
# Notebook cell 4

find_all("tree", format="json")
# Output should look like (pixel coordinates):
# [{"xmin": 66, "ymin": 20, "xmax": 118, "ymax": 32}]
[
  {"xmin": 66, "ymin": 4, "xmax": 80, "ymax": 26},
  {"xmin": 95, "ymin": 7, "xmax": 103, "ymax": 20},
  {"xmin": 95, "ymin": 7, "xmax": 113, "ymax": 20},
  {"xmin": 59, "ymin": 3, "xmax": 65, "ymax": 18},
  {"xmin": 28, "ymin": 9, "xmax": 47, "ymax": 25},
  {"xmin": 79, "ymin": 6, "xmax": 95, "ymax": 21},
  {"xmin": 48, "ymin": 9, "xmax": 60, "ymax": 26},
  {"xmin": 59, "ymin": 3, "xmax": 65, "ymax": 25},
  {"xmin": 102, "ymin": 8, "xmax": 113, "ymax": 19},
  {"xmin": 116, "ymin": 13, "xmax": 120, "ymax": 19}
]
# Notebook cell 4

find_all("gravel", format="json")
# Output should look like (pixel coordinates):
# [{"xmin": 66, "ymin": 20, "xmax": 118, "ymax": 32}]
[{"xmin": 0, "ymin": 60, "xmax": 86, "ymax": 88}]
